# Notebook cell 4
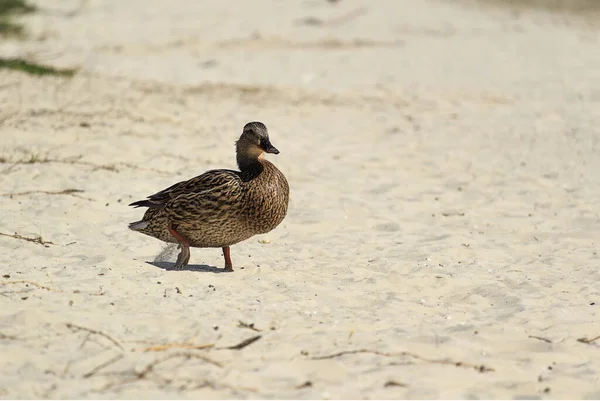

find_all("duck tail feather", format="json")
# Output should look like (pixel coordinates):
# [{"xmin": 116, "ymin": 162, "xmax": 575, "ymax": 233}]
[
  {"xmin": 129, "ymin": 220, "xmax": 149, "ymax": 231},
  {"xmin": 129, "ymin": 199, "xmax": 165, "ymax": 209},
  {"xmin": 129, "ymin": 199, "xmax": 152, "ymax": 208}
]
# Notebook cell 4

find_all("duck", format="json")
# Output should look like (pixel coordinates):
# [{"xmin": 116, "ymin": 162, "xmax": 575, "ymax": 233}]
[{"xmin": 128, "ymin": 121, "xmax": 289, "ymax": 271}]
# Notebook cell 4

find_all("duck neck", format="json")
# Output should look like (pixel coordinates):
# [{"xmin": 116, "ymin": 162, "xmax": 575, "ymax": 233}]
[
  {"xmin": 237, "ymin": 154, "xmax": 263, "ymax": 172},
  {"xmin": 236, "ymin": 141, "xmax": 264, "ymax": 178}
]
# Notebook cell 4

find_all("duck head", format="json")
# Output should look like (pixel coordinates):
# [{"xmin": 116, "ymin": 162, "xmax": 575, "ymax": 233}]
[{"xmin": 236, "ymin": 122, "xmax": 279, "ymax": 162}]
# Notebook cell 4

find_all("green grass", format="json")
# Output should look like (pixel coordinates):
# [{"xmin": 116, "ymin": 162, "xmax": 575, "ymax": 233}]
[
  {"xmin": 0, "ymin": 0, "xmax": 36, "ymax": 14},
  {"xmin": 476, "ymin": 0, "xmax": 600, "ymax": 15},
  {"xmin": 0, "ymin": 58, "xmax": 77, "ymax": 76},
  {"xmin": 0, "ymin": 1, "xmax": 78, "ymax": 77},
  {"xmin": 0, "ymin": 20, "xmax": 23, "ymax": 36},
  {"xmin": 0, "ymin": 0, "xmax": 36, "ymax": 37}
]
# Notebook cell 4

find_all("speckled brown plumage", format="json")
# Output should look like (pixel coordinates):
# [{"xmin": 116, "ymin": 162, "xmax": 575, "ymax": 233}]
[{"xmin": 128, "ymin": 122, "xmax": 289, "ymax": 271}]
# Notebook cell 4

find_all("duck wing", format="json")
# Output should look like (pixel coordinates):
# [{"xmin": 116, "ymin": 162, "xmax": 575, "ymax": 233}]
[{"xmin": 129, "ymin": 169, "xmax": 241, "ymax": 209}]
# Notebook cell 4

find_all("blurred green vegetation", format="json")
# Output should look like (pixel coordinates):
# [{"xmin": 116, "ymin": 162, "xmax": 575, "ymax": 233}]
[
  {"xmin": 0, "ymin": 0, "xmax": 36, "ymax": 37},
  {"xmin": 477, "ymin": 0, "xmax": 600, "ymax": 15},
  {"xmin": 0, "ymin": 58, "xmax": 76, "ymax": 76},
  {"xmin": 0, "ymin": 0, "xmax": 78, "ymax": 76}
]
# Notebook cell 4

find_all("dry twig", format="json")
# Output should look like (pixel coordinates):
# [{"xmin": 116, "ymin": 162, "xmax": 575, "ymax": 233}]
[
  {"xmin": 0, "ymin": 154, "xmax": 170, "ymax": 174},
  {"xmin": 83, "ymin": 354, "xmax": 124, "ymax": 378},
  {"xmin": 66, "ymin": 323, "xmax": 123, "ymax": 350},
  {"xmin": 384, "ymin": 380, "xmax": 407, "ymax": 388},
  {"xmin": 93, "ymin": 352, "xmax": 226, "ymax": 394},
  {"xmin": 1, "ymin": 189, "xmax": 92, "ymax": 200},
  {"xmin": 140, "ymin": 342, "xmax": 215, "ymax": 352},
  {"xmin": 136, "ymin": 352, "xmax": 223, "ymax": 379},
  {"xmin": 529, "ymin": 335, "xmax": 552, "ymax": 343},
  {"xmin": 237, "ymin": 320, "xmax": 261, "ymax": 332},
  {"xmin": 0, "ymin": 232, "xmax": 55, "ymax": 247},
  {"xmin": 1, "ymin": 280, "xmax": 61, "ymax": 292},
  {"xmin": 577, "ymin": 335, "xmax": 600, "ymax": 344},
  {"xmin": 299, "ymin": 7, "xmax": 367, "ymax": 27},
  {"xmin": 220, "ymin": 335, "xmax": 262, "ymax": 350},
  {"xmin": 311, "ymin": 348, "xmax": 494, "ymax": 373}
]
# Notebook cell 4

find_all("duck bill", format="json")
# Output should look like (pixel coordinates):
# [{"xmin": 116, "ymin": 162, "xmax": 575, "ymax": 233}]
[{"xmin": 262, "ymin": 143, "xmax": 280, "ymax": 154}]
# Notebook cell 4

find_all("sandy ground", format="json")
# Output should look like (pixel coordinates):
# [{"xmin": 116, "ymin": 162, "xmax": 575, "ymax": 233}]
[{"xmin": 1, "ymin": 0, "xmax": 599, "ymax": 398}]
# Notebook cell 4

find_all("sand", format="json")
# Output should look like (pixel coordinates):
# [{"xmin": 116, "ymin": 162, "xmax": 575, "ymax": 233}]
[{"xmin": 0, "ymin": 0, "xmax": 599, "ymax": 398}]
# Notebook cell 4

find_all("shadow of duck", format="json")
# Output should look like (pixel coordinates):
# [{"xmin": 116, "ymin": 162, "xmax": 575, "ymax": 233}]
[{"xmin": 147, "ymin": 261, "xmax": 232, "ymax": 273}]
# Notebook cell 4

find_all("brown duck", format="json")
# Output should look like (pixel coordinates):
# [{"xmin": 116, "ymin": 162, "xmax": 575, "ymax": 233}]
[{"xmin": 129, "ymin": 122, "xmax": 289, "ymax": 271}]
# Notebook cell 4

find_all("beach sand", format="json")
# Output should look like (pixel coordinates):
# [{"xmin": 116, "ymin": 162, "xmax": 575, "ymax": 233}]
[{"xmin": 1, "ymin": 0, "xmax": 599, "ymax": 398}]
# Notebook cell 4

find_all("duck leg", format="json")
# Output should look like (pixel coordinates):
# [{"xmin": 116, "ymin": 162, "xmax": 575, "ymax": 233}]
[
  {"xmin": 222, "ymin": 246, "xmax": 233, "ymax": 272},
  {"xmin": 168, "ymin": 223, "xmax": 190, "ymax": 269}
]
